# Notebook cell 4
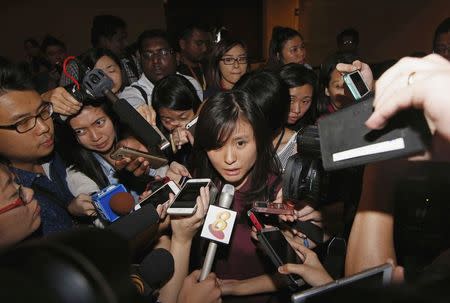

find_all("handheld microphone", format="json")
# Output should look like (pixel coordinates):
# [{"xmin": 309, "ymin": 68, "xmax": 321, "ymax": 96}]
[
  {"xmin": 108, "ymin": 203, "xmax": 159, "ymax": 242},
  {"xmin": 109, "ymin": 192, "xmax": 135, "ymax": 216},
  {"xmin": 131, "ymin": 248, "xmax": 174, "ymax": 296},
  {"xmin": 199, "ymin": 184, "xmax": 235, "ymax": 281}
]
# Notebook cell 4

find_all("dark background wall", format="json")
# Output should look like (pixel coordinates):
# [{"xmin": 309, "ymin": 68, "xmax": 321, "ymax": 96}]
[
  {"xmin": 1, "ymin": 0, "xmax": 166, "ymax": 60},
  {"xmin": 1, "ymin": 0, "xmax": 449, "ymax": 66}
]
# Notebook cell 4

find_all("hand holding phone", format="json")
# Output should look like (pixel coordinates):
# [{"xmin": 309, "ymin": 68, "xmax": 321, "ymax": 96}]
[
  {"xmin": 343, "ymin": 70, "xmax": 370, "ymax": 101},
  {"xmin": 185, "ymin": 116, "xmax": 198, "ymax": 135},
  {"xmin": 110, "ymin": 146, "xmax": 168, "ymax": 169},
  {"xmin": 136, "ymin": 180, "xmax": 180, "ymax": 210},
  {"xmin": 252, "ymin": 201, "xmax": 295, "ymax": 215},
  {"xmin": 277, "ymin": 239, "xmax": 333, "ymax": 287},
  {"xmin": 257, "ymin": 227, "xmax": 305, "ymax": 289},
  {"xmin": 167, "ymin": 178, "xmax": 213, "ymax": 216},
  {"xmin": 170, "ymin": 185, "xmax": 210, "ymax": 241},
  {"xmin": 171, "ymin": 126, "xmax": 195, "ymax": 150}
]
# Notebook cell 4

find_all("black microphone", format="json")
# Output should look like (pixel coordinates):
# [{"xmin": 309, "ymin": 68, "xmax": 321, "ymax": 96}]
[
  {"xmin": 199, "ymin": 184, "xmax": 235, "ymax": 281},
  {"xmin": 131, "ymin": 248, "xmax": 174, "ymax": 296},
  {"xmin": 81, "ymin": 67, "xmax": 170, "ymax": 151},
  {"xmin": 108, "ymin": 203, "xmax": 160, "ymax": 244}
]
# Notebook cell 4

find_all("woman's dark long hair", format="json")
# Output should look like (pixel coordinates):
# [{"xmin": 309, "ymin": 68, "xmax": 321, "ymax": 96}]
[
  {"xmin": 192, "ymin": 90, "xmax": 280, "ymax": 202},
  {"xmin": 206, "ymin": 39, "xmax": 249, "ymax": 91},
  {"xmin": 317, "ymin": 51, "xmax": 359, "ymax": 116},
  {"xmin": 78, "ymin": 48, "xmax": 126, "ymax": 92},
  {"xmin": 279, "ymin": 63, "xmax": 318, "ymax": 129},
  {"xmin": 57, "ymin": 100, "xmax": 122, "ymax": 189},
  {"xmin": 266, "ymin": 26, "xmax": 303, "ymax": 70},
  {"xmin": 152, "ymin": 74, "xmax": 202, "ymax": 115},
  {"xmin": 234, "ymin": 69, "xmax": 290, "ymax": 138}
]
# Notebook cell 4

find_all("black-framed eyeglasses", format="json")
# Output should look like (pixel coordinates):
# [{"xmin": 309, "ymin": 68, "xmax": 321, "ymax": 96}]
[
  {"xmin": 0, "ymin": 102, "xmax": 53, "ymax": 133},
  {"xmin": 0, "ymin": 185, "xmax": 27, "ymax": 215},
  {"xmin": 141, "ymin": 48, "xmax": 174, "ymax": 60},
  {"xmin": 220, "ymin": 56, "xmax": 248, "ymax": 65}
]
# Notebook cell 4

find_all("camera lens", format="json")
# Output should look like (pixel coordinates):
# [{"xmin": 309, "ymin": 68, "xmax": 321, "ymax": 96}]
[{"xmin": 90, "ymin": 74, "xmax": 100, "ymax": 84}]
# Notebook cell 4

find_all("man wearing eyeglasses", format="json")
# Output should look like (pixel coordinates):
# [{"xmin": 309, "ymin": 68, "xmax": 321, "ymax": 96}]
[
  {"xmin": 0, "ymin": 60, "xmax": 95, "ymax": 236},
  {"xmin": 120, "ymin": 29, "xmax": 203, "ymax": 125}
]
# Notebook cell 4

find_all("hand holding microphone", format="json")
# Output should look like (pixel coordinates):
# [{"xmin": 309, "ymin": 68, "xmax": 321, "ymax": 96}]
[
  {"xmin": 178, "ymin": 270, "xmax": 222, "ymax": 303},
  {"xmin": 199, "ymin": 184, "xmax": 235, "ymax": 281},
  {"xmin": 170, "ymin": 186, "xmax": 210, "ymax": 243}
]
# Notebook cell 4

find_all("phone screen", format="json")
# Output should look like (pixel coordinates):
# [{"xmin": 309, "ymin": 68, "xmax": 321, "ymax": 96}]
[
  {"xmin": 140, "ymin": 184, "xmax": 175, "ymax": 207},
  {"xmin": 170, "ymin": 181, "xmax": 209, "ymax": 208},
  {"xmin": 349, "ymin": 72, "xmax": 369, "ymax": 96},
  {"xmin": 260, "ymin": 228, "xmax": 302, "ymax": 287},
  {"xmin": 264, "ymin": 229, "xmax": 299, "ymax": 266}
]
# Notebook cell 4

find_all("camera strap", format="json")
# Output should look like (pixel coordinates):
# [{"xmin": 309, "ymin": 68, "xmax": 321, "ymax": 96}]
[
  {"xmin": 274, "ymin": 127, "xmax": 286, "ymax": 152},
  {"xmin": 131, "ymin": 85, "xmax": 149, "ymax": 105}
]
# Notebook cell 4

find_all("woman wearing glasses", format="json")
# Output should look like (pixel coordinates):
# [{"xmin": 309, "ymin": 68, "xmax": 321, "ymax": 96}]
[
  {"xmin": 204, "ymin": 38, "xmax": 250, "ymax": 99},
  {"xmin": 266, "ymin": 26, "xmax": 310, "ymax": 70},
  {"xmin": 0, "ymin": 163, "xmax": 41, "ymax": 248}
]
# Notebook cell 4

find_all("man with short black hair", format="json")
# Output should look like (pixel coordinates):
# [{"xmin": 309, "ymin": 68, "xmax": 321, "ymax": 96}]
[
  {"xmin": 0, "ymin": 59, "xmax": 94, "ymax": 235},
  {"xmin": 120, "ymin": 29, "xmax": 203, "ymax": 124},
  {"xmin": 60, "ymin": 15, "xmax": 140, "ymax": 86},
  {"xmin": 34, "ymin": 35, "xmax": 67, "ymax": 92},
  {"xmin": 177, "ymin": 24, "xmax": 211, "ymax": 91}
]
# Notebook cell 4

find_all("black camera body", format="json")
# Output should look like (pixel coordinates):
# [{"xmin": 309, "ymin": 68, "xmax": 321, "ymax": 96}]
[
  {"xmin": 64, "ymin": 67, "xmax": 114, "ymax": 103},
  {"xmin": 283, "ymin": 126, "xmax": 328, "ymax": 207}
]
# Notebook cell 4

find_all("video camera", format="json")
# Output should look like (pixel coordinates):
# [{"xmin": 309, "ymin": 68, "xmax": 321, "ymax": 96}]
[
  {"xmin": 62, "ymin": 58, "xmax": 170, "ymax": 151},
  {"xmin": 283, "ymin": 125, "xmax": 328, "ymax": 208}
]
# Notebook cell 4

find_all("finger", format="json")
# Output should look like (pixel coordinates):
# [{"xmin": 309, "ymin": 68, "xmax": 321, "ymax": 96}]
[
  {"xmin": 373, "ymin": 56, "xmax": 441, "ymax": 108},
  {"xmin": 200, "ymin": 186, "xmax": 210, "ymax": 210},
  {"xmin": 137, "ymin": 160, "xmax": 150, "ymax": 174},
  {"xmin": 186, "ymin": 130, "xmax": 195, "ymax": 145},
  {"xmin": 336, "ymin": 63, "xmax": 358, "ymax": 73},
  {"xmin": 278, "ymin": 263, "xmax": 305, "ymax": 276},
  {"xmin": 299, "ymin": 211, "xmax": 322, "ymax": 222},
  {"xmin": 367, "ymin": 82, "xmax": 424, "ymax": 129},
  {"xmin": 114, "ymin": 157, "xmax": 131, "ymax": 170},
  {"xmin": 61, "ymin": 88, "xmax": 82, "ymax": 105},
  {"xmin": 156, "ymin": 204, "xmax": 164, "ymax": 217},
  {"xmin": 190, "ymin": 269, "xmax": 201, "ymax": 280},
  {"xmin": 126, "ymin": 157, "xmax": 144, "ymax": 171},
  {"xmin": 289, "ymin": 240, "xmax": 312, "ymax": 259},
  {"xmin": 196, "ymin": 197, "xmax": 205, "ymax": 218},
  {"xmin": 351, "ymin": 60, "xmax": 363, "ymax": 70},
  {"xmin": 295, "ymin": 205, "xmax": 315, "ymax": 217}
]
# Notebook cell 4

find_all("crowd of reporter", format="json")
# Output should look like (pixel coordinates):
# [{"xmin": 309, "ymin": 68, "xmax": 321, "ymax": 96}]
[{"xmin": 0, "ymin": 15, "xmax": 449, "ymax": 303}]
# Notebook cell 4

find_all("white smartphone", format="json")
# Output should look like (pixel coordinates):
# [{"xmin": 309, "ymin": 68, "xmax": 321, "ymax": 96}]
[
  {"xmin": 167, "ymin": 178, "xmax": 212, "ymax": 216},
  {"xmin": 185, "ymin": 116, "xmax": 198, "ymax": 135},
  {"xmin": 291, "ymin": 263, "xmax": 393, "ymax": 303},
  {"xmin": 135, "ymin": 180, "xmax": 180, "ymax": 210}
]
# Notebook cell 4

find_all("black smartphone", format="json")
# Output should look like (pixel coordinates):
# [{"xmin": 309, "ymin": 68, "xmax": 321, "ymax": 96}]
[
  {"xmin": 343, "ymin": 70, "xmax": 370, "ymax": 101},
  {"xmin": 292, "ymin": 221, "xmax": 324, "ymax": 244},
  {"xmin": 257, "ymin": 227, "xmax": 305, "ymax": 290}
]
